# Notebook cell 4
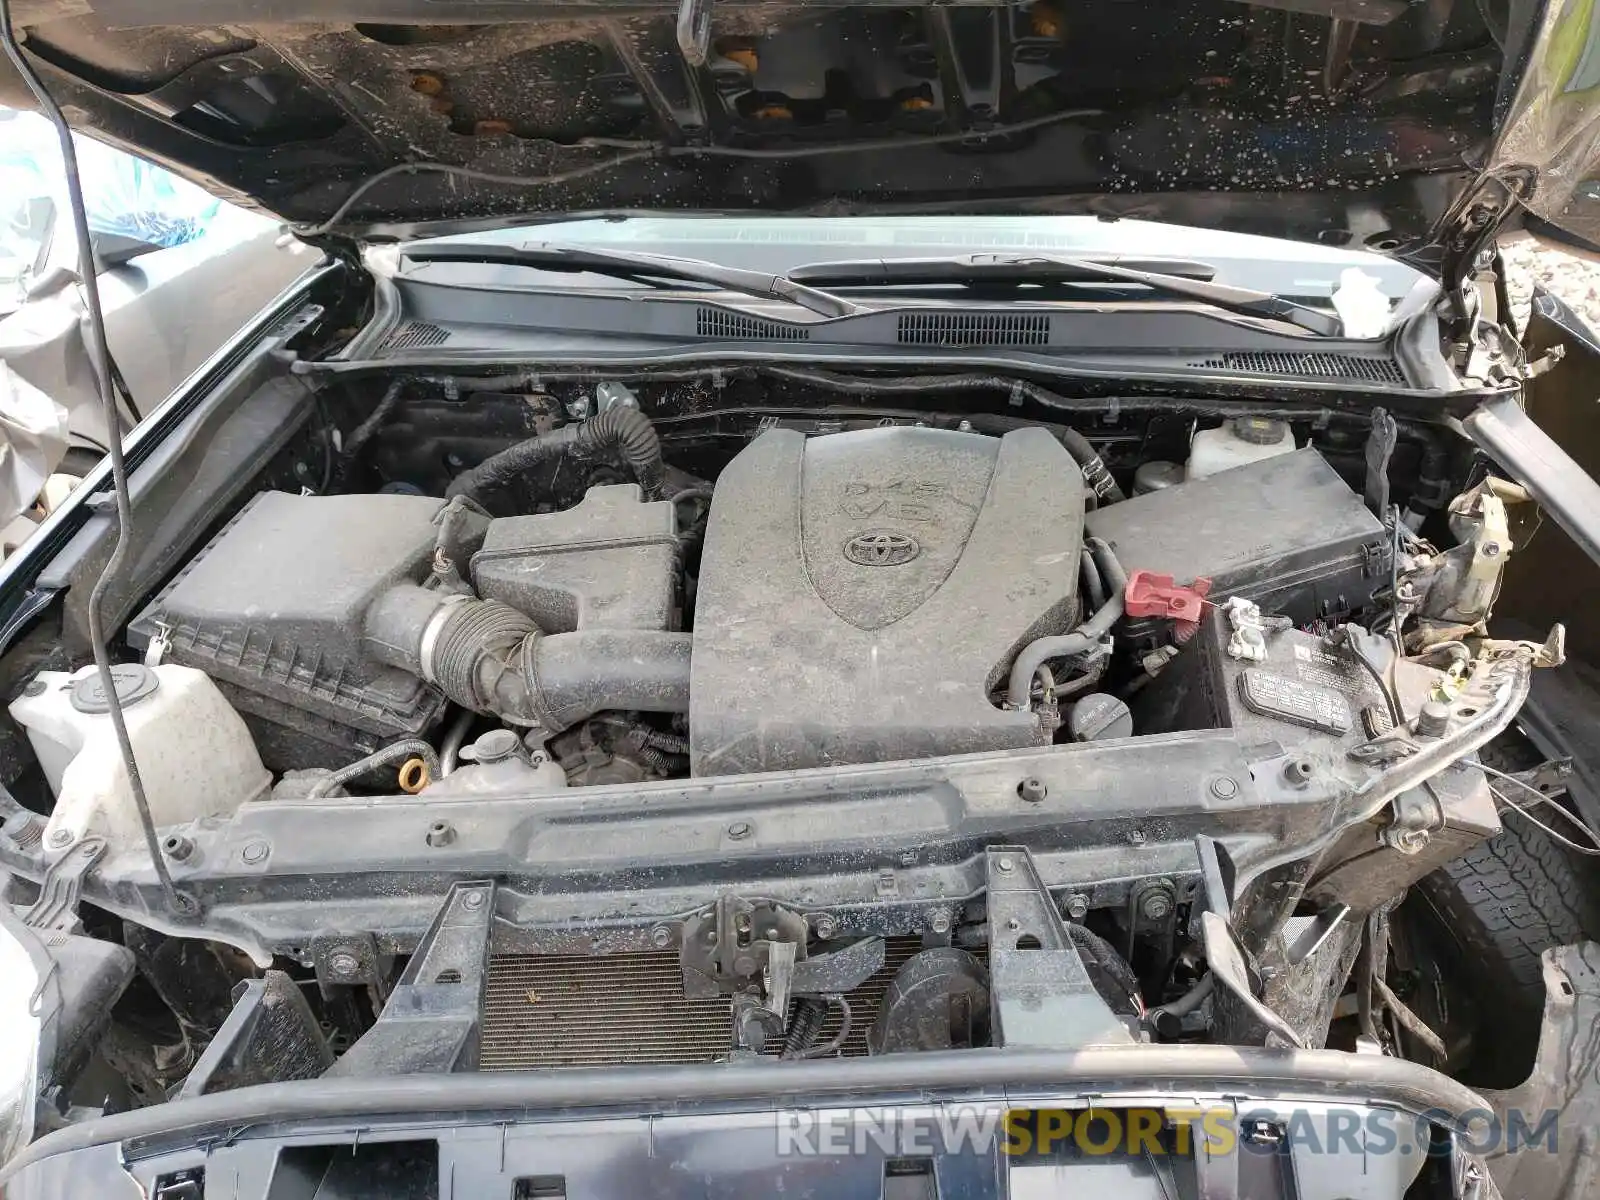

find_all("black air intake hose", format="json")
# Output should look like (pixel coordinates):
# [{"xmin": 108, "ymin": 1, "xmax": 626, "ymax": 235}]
[
  {"xmin": 365, "ymin": 586, "xmax": 690, "ymax": 732},
  {"xmin": 446, "ymin": 407, "xmax": 664, "ymax": 504}
]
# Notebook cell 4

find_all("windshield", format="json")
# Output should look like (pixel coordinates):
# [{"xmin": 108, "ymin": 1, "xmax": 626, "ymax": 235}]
[{"xmin": 404, "ymin": 215, "xmax": 1430, "ymax": 305}]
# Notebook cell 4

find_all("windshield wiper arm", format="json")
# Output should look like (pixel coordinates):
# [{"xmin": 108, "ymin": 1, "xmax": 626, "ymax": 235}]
[
  {"xmin": 787, "ymin": 253, "xmax": 1343, "ymax": 336},
  {"xmin": 789, "ymin": 255, "xmax": 1220, "ymax": 284},
  {"xmin": 403, "ymin": 242, "xmax": 859, "ymax": 319}
]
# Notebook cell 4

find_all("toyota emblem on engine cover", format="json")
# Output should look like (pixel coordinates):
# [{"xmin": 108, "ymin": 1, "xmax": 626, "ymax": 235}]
[{"xmin": 844, "ymin": 530, "xmax": 921, "ymax": 566}]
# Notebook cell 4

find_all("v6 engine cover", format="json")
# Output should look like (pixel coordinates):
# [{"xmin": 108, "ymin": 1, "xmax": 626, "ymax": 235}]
[{"xmin": 690, "ymin": 425, "xmax": 1084, "ymax": 775}]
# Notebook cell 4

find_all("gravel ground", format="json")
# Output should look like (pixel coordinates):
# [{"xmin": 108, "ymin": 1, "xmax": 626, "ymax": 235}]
[{"xmin": 1499, "ymin": 234, "xmax": 1600, "ymax": 333}]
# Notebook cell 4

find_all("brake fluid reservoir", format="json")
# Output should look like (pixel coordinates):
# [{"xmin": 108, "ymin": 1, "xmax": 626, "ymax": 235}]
[
  {"xmin": 9, "ymin": 664, "xmax": 270, "ymax": 850},
  {"xmin": 1187, "ymin": 417, "xmax": 1295, "ymax": 481}
]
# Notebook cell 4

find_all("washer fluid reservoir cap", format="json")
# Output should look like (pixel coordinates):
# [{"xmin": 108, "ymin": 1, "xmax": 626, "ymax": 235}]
[
  {"xmin": 70, "ymin": 664, "xmax": 160, "ymax": 714},
  {"xmin": 1229, "ymin": 417, "xmax": 1290, "ymax": 445},
  {"xmin": 469, "ymin": 728, "xmax": 523, "ymax": 764}
]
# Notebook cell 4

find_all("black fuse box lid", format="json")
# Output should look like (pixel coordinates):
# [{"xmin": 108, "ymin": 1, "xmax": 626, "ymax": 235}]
[{"xmin": 1084, "ymin": 448, "xmax": 1387, "ymax": 623}]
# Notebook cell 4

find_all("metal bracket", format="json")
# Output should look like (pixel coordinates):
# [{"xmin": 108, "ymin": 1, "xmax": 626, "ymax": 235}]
[
  {"xmin": 792, "ymin": 935, "xmax": 885, "ymax": 995},
  {"xmin": 23, "ymin": 837, "xmax": 105, "ymax": 932},
  {"xmin": 682, "ymin": 893, "xmax": 886, "ymax": 1052},
  {"xmin": 1349, "ymin": 734, "xmax": 1420, "ymax": 766},
  {"xmin": 1126, "ymin": 876, "xmax": 1178, "ymax": 965},
  {"xmin": 680, "ymin": 894, "xmax": 810, "ymax": 998},
  {"xmin": 1382, "ymin": 787, "xmax": 1444, "ymax": 855},
  {"xmin": 311, "ymin": 931, "xmax": 386, "ymax": 997},
  {"xmin": 1438, "ymin": 170, "xmax": 1537, "ymax": 307},
  {"xmin": 325, "ymin": 880, "xmax": 496, "ymax": 1076},
  {"xmin": 984, "ymin": 847, "xmax": 1133, "ymax": 1048},
  {"xmin": 1508, "ymin": 756, "xmax": 1575, "ymax": 799}
]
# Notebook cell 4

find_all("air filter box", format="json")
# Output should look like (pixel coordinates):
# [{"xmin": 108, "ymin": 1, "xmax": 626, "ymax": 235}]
[{"xmin": 129, "ymin": 491, "xmax": 482, "ymax": 768}]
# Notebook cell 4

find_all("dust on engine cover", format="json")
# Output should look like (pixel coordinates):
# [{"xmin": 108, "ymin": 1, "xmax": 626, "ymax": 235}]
[{"xmin": 690, "ymin": 425, "xmax": 1086, "ymax": 774}]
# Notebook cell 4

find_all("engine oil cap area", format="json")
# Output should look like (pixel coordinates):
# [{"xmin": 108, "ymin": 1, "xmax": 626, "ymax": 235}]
[{"xmin": 70, "ymin": 664, "xmax": 160, "ymax": 714}]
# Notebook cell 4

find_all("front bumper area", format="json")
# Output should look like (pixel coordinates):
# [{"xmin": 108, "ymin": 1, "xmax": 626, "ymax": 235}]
[{"xmin": 2, "ymin": 1044, "xmax": 1496, "ymax": 1199}]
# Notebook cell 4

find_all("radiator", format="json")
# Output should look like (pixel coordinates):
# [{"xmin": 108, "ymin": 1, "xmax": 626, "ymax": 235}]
[{"xmin": 481, "ymin": 936, "xmax": 924, "ymax": 1070}]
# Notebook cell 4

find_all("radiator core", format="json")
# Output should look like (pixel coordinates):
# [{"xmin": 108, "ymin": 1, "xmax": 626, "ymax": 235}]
[{"xmin": 481, "ymin": 937, "xmax": 924, "ymax": 1070}]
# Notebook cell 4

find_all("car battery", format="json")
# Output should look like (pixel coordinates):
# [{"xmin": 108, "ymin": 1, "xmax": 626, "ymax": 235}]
[
  {"xmin": 1136, "ymin": 603, "xmax": 1503, "ymax": 905},
  {"xmin": 1135, "ymin": 604, "xmax": 1390, "ymax": 755}
]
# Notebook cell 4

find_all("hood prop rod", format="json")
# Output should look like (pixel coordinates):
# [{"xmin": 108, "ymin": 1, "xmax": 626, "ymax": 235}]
[{"xmin": 0, "ymin": 0, "xmax": 190, "ymax": 918}]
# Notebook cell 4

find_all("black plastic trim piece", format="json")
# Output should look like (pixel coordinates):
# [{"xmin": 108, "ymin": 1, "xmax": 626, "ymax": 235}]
[
  {"xmin": 299, "ymin": 347, "xmax": 1485, "ymax": 416},
  {"xmin": 0, "ymin": 1042, "xmax": 1490, "ymax": 1181},
  {"xmin": 1185, "ymin": 349, "xmax": 1407, "ymax": 385}
]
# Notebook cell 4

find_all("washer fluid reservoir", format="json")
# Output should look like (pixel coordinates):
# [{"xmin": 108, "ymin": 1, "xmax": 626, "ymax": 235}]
[
  {"xmin": 1187, "ymin": 417, "xmax": 1295, "ymax": 480},
  {"xmin": 9, "ymin": 664, "xmax": 271, "ymax": 850}
]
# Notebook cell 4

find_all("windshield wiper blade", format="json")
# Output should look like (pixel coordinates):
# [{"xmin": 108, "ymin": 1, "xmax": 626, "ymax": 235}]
[
  {"xmin": 789, "ymin": 255, "xmax": 1220, "ymax": 284},
  {"xmin": 787, "ymin": 253, "xmax": 1342, "ymax": 336},
  {"xmin": 403, "ymin": 242, "xmax": 859, "ymax": 319}
]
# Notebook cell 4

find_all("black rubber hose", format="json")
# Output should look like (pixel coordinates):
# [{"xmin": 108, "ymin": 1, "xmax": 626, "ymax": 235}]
[
  {"xmin": 447, "ymin": 407, "xmax": 664, "ymax": 504},
  {"xmin": 339, "ymin": 378, "xmax": 404, "ymax": 469},
  {"xmin": 526, "ymin": 628, "xmax": 691, "ymax": 730},
  {"xmin": 1054, "ymin": 424, "xmax": 1123, "ymax": 503},
  {"xmin": 1005, "ymin": 538, "xmax": 1127, "ymax": 708},
  {"xmin": 307, "ymin": 739, "xmax": 442, "ymax": 799},
  {"xmin": 445, "ymin": 422, "xmax": 582, "ymax": 503},
  {"xmin": 1066, "ymin": 922, "xmax": 1143, "ymax": 1017},
  {"xmin": 365, "ymin": 587, "xmax": 690, "ymax": 733},
  {"xmin": 1080, "ymin": 547, "xmax": 1107, "ymax": 611},
  {"xmin": 1150, "ymin": 975, "xmax": 1214, "ymax": 1022},
  {"xmin": 585, "ymin": 405, "xmax": 665, "ymax": 499},
  {"xmin": 1403, "ymin": 427, "xmax": 1451, "ymax": 515},
  {"xmin": 798, "ymin": 996, "xmax": 853, "ymax": 1059}
]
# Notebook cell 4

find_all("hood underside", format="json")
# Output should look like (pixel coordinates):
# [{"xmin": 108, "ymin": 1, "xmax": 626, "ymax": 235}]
[{"xmin": 1, "ymin": 0, "xmax": 1598, "ymax": 275}]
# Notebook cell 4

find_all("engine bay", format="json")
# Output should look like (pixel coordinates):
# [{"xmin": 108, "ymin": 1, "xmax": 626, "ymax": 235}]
[
  {"xmin": 0, "ymin": 361, "xmax": 1578, "ymax": 1111},
  {"xmin": 62, "ymin": 374, "xmax": 1440, "ymax": 798}
]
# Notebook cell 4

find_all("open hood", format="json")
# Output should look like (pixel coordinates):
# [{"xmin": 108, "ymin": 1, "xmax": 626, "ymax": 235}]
[{"xmin": 1, "ymin": 0, "xmax": 1599, "ymax": 281}]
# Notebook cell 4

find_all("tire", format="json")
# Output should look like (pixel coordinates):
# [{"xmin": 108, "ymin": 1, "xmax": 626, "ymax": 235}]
[
  {"xmin": 1420, "ymin": 816, "xmax": 1600, "ymax": 1007},
  {"xmin": 1416, "ymin": 812, "xmax": 1600, "ymax": 1083}
]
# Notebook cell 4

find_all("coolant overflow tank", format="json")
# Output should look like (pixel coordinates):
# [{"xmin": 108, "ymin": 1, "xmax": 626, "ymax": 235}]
[{"xmin": 10, "ymin": 664, "xmax": 271, "ymax": 850}]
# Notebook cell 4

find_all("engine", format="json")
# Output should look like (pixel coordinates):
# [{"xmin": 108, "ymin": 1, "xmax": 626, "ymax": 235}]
[
  {"xmin": 100, "ymin": 389, "xmax": 1421, "ymax": 805},
  {"xmin": 691, "ymin": 425, "xmax": 1085, "ymax": 773},
  {"xmin": 120, "ymin": 422, "xmax": 1087, "ymax": 783},
  {"xmin": 0, "ymin": 371, "xmax": 1491, "ymax": 856}
]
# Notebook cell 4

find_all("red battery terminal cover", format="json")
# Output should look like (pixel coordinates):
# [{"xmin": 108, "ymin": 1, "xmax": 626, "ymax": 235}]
[{"xmin": 1123, "ymin": 570, "xmax": 1213, "ymax": 643}]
